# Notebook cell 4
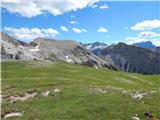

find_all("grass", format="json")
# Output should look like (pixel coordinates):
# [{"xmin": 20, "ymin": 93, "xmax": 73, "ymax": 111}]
[{"xmin": 1, "ymin": 61, "xmax": 160, "ymax": 120}]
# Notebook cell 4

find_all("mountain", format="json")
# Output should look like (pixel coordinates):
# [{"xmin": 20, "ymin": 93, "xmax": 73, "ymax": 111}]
[
  {"xmin": 133, "ymin": 41, "xmax": 155, "ymax": 49},
  {"xmin": 82, "ymin": 42, "xmax": 107, "ymax": 55},
  {"xmin": 133, "ymin": 41, "xmax": 160, "ymax": 54},
  {"xmin": 100, "ymin": 42, "xmax": 160, "ymax": 74},
  {"xmin": 1, "ymin": 32, "xmax": 40, "ymax": 60},
  {"xmin": 32, "ymin": 38, "xmax": 116, "ymax": 69},
  {"xmin": 0, "ymin": 32, "xmax": 116, "ymax": 70},
  {"xmin": 151, "ymin": 46, "xmax": 160, "ymax": 53}
]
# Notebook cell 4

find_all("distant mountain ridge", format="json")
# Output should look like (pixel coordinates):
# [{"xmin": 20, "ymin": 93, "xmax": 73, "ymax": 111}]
[
  {"xmin": 133, "ymin": 41, "xmax": 160, "ymax": 54},
  {"xmin": 0, "ymin": 32, "xmax": 116, "ymax": 70},
  {"xmin": 83, "ymin": 41, "xmax": 160, "ymax": 74},
  {"xmin": 133, "ymin": 41, "xmax": 155, "ymax": 49},
  {"xmin": 100, "ymin": 43, "xmax": 160, "ymax": 74},
  {"xmin": 82, "ymin": 42, "xmax": 107, "ymax": 55},
  {"xmin": 1, "ymin": 32, "xmax": 160, "ymax": 74}
]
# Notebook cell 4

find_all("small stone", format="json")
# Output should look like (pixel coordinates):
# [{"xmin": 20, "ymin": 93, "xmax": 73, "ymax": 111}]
[
  {"xmin": 54, "ymin": 88, "xmax": 60, "ymax": 93},
  {"xmin": 4, "ymin": 112, "xmax": 24, "ymax": 119},
  {"xmin": 131, "ymin": 116, "xmax": 140, "ymax": 120},
  {"xmin": 41, "ymin": 91, "xmax": 50, "ymax": 96}
]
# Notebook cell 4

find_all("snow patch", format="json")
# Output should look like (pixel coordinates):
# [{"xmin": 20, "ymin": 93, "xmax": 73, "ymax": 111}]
[
  {"xmin": 65, "ymin": 56, "xmax": 73, "ymax": 63},
  {"xmin": 86, "ymin": 45, "xmax": 92, "ymax": 49},
  {"xmin": 30, "ymin": 45, "xmax": 40, "ymax": 52}
]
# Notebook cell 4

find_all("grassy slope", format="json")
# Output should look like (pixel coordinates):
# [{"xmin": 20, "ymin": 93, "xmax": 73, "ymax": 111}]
[{"xmin": 1, "ymin": 61, "xmax": 160, "ymax": 120}]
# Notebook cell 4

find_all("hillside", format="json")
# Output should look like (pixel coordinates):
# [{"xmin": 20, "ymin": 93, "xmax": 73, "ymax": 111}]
[
  {"xmin": 1, "ymin": 61, "xmax": 160, "ymax": 120},
  {"xmin": 100, "ymin": 43, "xmax": 160, "ymax": 74},
  {"xmin": 0, "ymin": 32, "xmax": 116, "ymax": 70}
]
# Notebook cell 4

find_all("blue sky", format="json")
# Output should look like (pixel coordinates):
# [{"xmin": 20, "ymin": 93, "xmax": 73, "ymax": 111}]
[{"xmin": 1, "ymin": 0, "xmax": 160, "ymax": 45}]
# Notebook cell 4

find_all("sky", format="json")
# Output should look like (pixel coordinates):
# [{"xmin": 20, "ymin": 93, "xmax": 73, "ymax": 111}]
[{"xmin": 1, "ymin": 0, "xmax": 160, "ymax": 46}]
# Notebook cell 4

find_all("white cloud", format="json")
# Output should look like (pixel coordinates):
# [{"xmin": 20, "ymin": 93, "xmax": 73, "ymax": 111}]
[
  {"xmin": 60, "ymin": 26, "xmax": 68, "ymax": 32},
  {"xmin": 1, "ymin": 0, "xmax": 107, "ymax": 17},
  {"xmin": 125, "ymin": 37, "xmax": 160, "ymax": 46},
  {"xmin": 92, "ymin": 4, "xmax": 98, "ymax": 8},
  {"xmin": 4, "ymin": 27, "xmax": 59, "ymax": 40},
  {"xmin": 70, "ymin": 21, "xmax": 78, "ymax": 24},
  {"xmin": 131, "ymin": 19, "xmax": 160, "ymax": 30},
  {"xmin": 72, "ymin": 28, "xmax": 81, "ymax": 33},
  {"xmin": 97, "ymin": 27, "xmax": 108, "ymax": 32},
  {"xmin": 138, "ymin": 31, "xmax": 159, "ymax": 38},
  {"xmin": 72, "ymin": 28, "xmax": 87, "ymax": 33},
  {"xmin": 70, "ymin": 15, "xmax": 75, "ymax": 18},
  {"xmin": 99, "ymin": 3, "xmax": 109, "ymax": 9},
  {"xmin": 82, "ymin": 29, "xmax": 87, "ymax": 32},
  {"xmin": 151, "ymin": 38, "xmax": 160, "ymax": 46},
  {"xmin": 125, "ymin": 37, "xmax": 147, "ymax": 45}
]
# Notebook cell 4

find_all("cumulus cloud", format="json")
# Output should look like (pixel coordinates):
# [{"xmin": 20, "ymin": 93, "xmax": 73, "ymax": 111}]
[
  {"xmin": 99, "ymin": 3, "xmax": 109, "ymax": 9},
  {"xmin": 125, "ymin": 37, "xmax": 160, "ymax": 46},
  {"xmin": 70, "ymin": 21, "xmax": 78, "ymax": 24},
  {"xmin": 125, "ymin": 37, "xmax": 147, "ymax": 44},
  {"xmin": 92, "ymin": 4, "xmax": 98, "ymax": 8},
  {"xmin": 4, "ymin": 27, "xmax": 59, "ymax": 40},
  {"xmin": 82, "ymin": 29, "xmax": 87, "ymax": 32},
  {"xmin": 131, "ymin": 19, "xmax": 160, "ymax": 30},
  {"xmin": 97, "ymin": 27, "xmax": 108, "ymax": 32},
  {"xmin": 125, "ymin": 30, "xmax": 159, "ymax": 45},
  {"xmin": 60, "ymin": 26, "xmax": 68, "ymax": 32},
  {"xmin": 151, "ymin": 38, "xmax": 160, "ymax": 46},
  {"xmin": 138, "ymin": 31, "xmax": 159, "ymax": 38},
  {"xmin": 72, "ymin": 28, "xmax": 87, "ymax": 33},
  {"xmin": 1, "ymin": 0, "xmax": 107, "ymax": 17},
  {"xmin": 70, "ymin": 15, "xmax": 75, "ymax": 18}
]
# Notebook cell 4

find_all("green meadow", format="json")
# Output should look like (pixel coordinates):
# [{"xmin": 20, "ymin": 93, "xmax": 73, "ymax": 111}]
[{"xmin": 1, "ymin": 61, "xmax": 160, "ymax": 120}]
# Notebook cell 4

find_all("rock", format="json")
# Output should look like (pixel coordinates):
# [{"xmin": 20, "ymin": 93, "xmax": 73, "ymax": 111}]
[
  {"xmin": 41, "ymin": 91, "xmax": 50, "ymax": 96},
  {"xmin": 54, "ymin": 88, "xmax": 60, "ymax": 93},
  {"xmin": 10, "ymin": 92, "xmax": 37, "ymax": 103},
  {"xmin": 0, "ymin": 32, "xmax": 41, "ymax": 61},
  {"xmin": 131, "ymin": 91, "xmax": 146, "ymax": 100},
  {"xmin": 144, "ymin": 111, "xmax": 153, "ymax": 118},
  {"xmin": 131, "ymin": 116, "xmax": 140, "ymax": 120},
  {"xmin": 4, "ymin": 112, "xmax": 24, "ymax": 119}
]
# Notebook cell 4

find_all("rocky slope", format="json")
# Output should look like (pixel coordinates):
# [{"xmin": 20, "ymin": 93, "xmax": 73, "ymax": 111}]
[
  {"xmin": 100, "ymin": 43, "xmax": 160, "ymax": 74},
  {"xmin": 32, "ymin": 38, "xmax": 116, "ymax": 69},
  {"xmin": 1, "ymin": 32, "xmax": 40, "ymax": 60},
  {"xmin": 0, "ymin": 32, "xmax": 116, "ymax": 70}
]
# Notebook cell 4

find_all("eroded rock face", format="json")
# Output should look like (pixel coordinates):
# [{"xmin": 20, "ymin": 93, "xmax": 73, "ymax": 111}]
[
  {"xmin": 32, "ymin": 38, "xmax": 116, "ymax": 69},
  {"xmin": 0, "ymin": 32, "xmax": 116, "ymax": 70},
  {"xmin": 0, "ymin": 32, "xmax": 41, "ymax": 61},
  {"xmin": 100, "ymin": 43, "xmax": 160, "ymax": 74}
]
